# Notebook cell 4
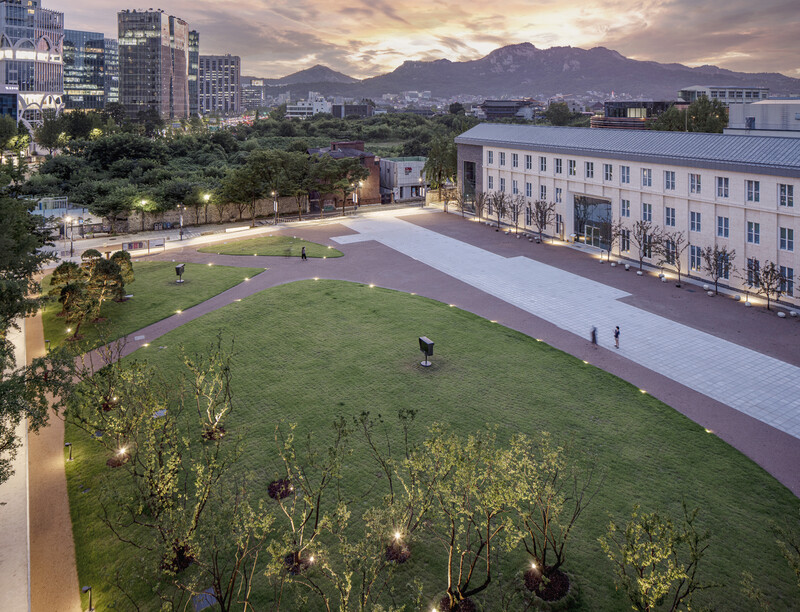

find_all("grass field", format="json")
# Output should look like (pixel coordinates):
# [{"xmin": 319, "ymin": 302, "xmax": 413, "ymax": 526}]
[
  {"xmin": 198, "ymin": 235, "xmax": 343, "ymax": 258},
  {"xmin": 42, "ymin": 261, "xmax": 264, "ymax": 349},
  {"xmin": 65, "ymin": 280, "xmax": 799, "ymax": 611}
]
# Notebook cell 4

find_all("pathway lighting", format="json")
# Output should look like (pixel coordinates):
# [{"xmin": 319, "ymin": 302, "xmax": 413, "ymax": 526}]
[
  {"xmin": 65, "ymin": 442, "xmax": 73, "ymax": 461},
  {"xmin": 82, "ymin": 586, "xmax": 94, "ymax": 611}
]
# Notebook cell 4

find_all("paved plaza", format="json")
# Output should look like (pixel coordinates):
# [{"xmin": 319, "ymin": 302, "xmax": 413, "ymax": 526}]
[{"xmin": 335, "ymin": 213, "xmax": 800, "ymax": 439}]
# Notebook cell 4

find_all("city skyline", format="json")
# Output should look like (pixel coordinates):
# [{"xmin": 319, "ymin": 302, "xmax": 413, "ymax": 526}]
[{"xmin": 49, "ymin": 0, "xmax": 799, "ymax": 80}]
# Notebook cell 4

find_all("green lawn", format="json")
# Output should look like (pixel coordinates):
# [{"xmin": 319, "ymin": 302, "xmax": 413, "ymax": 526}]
[
  {"xmin": 198, "ymin": 235, "xmax": 343, "ymax": 258},
  {"xmin": 65, "ymin": 280, "xmax": 799, "ymax": 611},
  {"xmin": 42, "ymin": 261, "xmax": 264, "ymax": 349}
]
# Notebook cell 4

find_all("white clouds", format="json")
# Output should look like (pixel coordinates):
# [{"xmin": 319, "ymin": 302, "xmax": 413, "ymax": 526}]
[{"xmin": 48, "ymin": 0, "xmax": 798, "ymax": 78}]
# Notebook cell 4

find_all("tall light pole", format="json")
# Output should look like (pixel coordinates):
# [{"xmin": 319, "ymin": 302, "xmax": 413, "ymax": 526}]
[
  {"xmin": 272, "ymin": 191, "xmax": 278, "ymax": 225},
  {"xmin": 178, "ymin": 204, "xmax": 184, "ymax": 240},
  {"xmin": 203, "ymin": 193, "xmax": 210, "ymax": 224},
  {"xmin": 63, "ymin": 215, "xmax": 71, "ymax": 259},
  {"xmin": 418, "ymin": 176, "xmax": 425, "ymax": 207},
  {"xmin": 357, "ymin": 180, "xmax": 364, "ymax": 209}
]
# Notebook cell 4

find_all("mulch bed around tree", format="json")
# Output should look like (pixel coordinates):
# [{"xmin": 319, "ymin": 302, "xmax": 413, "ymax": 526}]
[
  {"xmin": 105, "ymin": 454, "xmax": 129, "ymax": 468},
  {"xmin": 524, "ymin": 566, "xmax": 570, "ymax": 601},
  {"xmin": 161, "ymin": 543, "xmax": 194, "ymax": 572},
  {"xmin": 268, "ymin": 478, "xmax": 293, "ymax": 500},
  {"xmin": 438, "ymin": 596, "xmax": 476, "ymax": 612},
  {"xmin": 201, "ymin": 425, "xmax": 226, "ymax": 440},
  {"xmin": 384, "ymin": 540, "xmax": 411, "ymax": 563}
]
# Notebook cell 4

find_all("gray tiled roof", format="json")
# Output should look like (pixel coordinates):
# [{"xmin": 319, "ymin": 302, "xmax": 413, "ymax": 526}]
[{"xmin": 455, "ymin": 124, "xmax": 800, "ymax": 177}]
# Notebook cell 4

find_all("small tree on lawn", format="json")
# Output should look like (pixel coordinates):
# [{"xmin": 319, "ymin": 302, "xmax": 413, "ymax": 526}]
[
  {"xmin": 110, "ymin": 250, "xmax": 135, "ymax": 286},
  {"xmin": 48, "ymin": 261, "xmax": 86, "ymax": 299},
  {"xmin": 454, "ymin": 189, "xmax": 470, "ymax": 217},
  {"xmin": 58, "ymin": 282, "xmax": 96, "ymax": 339},
  {"xmin": 80, "ymin": 248, "xmax": 103, "ymax": 274},
  {"xmin": 700, "ymin": 245, "xmax": 736, "ymax": 295},
  {"xmin": 473, "ymin": 191, "xmax": 488, "ymax": 221},
  {"xmin": 750, "ymin": 260, "xmax": 786, "ymax": 311},
  {"xmin": 181, "ymin": 335, "xmax": 234, "ymax": 440},
  {"xmin": 508, "ymin": 195, "xmax": 525, "ymax": 234},
  {"xmin": 88, "ymin": 257, "xmax": 126, "ymax": 307},
  {"xmin": 599, "ymin": 502, "xmax": 715, "ymax": 612},
  {"xmin": 658, "ymin": 231, "xmax": 689, "ymax": 287},
  {"xmin": 413, "ymin": 425, "xmax": 515, "ymax": 611},
  {"xmin": 630, "ymin": 221, "xmax": 662, "ymax": 271},
  {"xmin": 265, "ymin": 418, "xmax": 349, "ymax": 605},
  {"xmin": 509, "ymin": 433, "xmax": 603, "ymax": 599},
  {"xmin": 490, "ymin": 190, "xmax": 510, "ymax": 230},
  {"xmin": 531, "ymin": 200, "xmax": 556, "ymax": 242}
]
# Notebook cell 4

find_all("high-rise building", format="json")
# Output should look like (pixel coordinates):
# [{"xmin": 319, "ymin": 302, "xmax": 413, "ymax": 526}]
[
  {"xmin": 104, "ymin": 38, "xmax": 119, "ymax": 105},
  {"xmin": 240, "ymin": 76, "xmax": 265, "ymax": 111},
  {"xmin": 188, "ymin": 30, "xmax": 198, "ymax": 117},
  {"xmin": 63, "ymin": 30, "xmax": 105, "ymax": 111},
  {"xmin": 117, "ymin": 9, "xmax": 189, "ymax": 119},
  {"xmin": 0, "ymin": 0, "xmax": 64, "ymax": 127},
  {"xmin": 199, "ymin": 54, "xmax": 240, "ymax": 115}
]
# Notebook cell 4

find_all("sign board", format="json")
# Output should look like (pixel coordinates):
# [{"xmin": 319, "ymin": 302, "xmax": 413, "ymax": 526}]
[{"xmin": 404, "ymin": 166, "xmax": 412, "ymax": 175}]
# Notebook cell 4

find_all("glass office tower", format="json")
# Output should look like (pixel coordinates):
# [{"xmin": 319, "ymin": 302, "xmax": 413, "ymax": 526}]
[
  {"xmin": 104, "ymin": 38, "xmax": 118, "ymax": 105},
  {"xmin": 0, "ymin": 0, "xmax": 64, "ymax": 127},
  {"xmin": 63, "ymin": 29, "xmax": 104, "ymax": 110},
  {"xmin": 188, "ymin": 30, "xmax": 198, "ymax": 116}
]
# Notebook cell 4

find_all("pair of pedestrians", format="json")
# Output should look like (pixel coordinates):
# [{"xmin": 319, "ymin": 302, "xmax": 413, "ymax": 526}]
[{"xmin": 590, "ymin": 325, "xmax": 620, "ymax": 348}]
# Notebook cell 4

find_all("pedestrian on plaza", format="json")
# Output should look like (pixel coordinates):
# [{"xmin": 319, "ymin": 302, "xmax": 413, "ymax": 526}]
[
  {"xmin": 301, "ymin": 246, "xmax": 307, "ymax": 261},
  {"xmin": 614, "ymin": 326, "xmax": 620, "ymax": 348},
  {"xmin": 590, "ymin": 326, "xmax": 597, "ymax": 345}
]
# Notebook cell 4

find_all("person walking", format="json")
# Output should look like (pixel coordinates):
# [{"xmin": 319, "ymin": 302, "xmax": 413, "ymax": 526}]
[
  {"xmin": 614, "ymin": 326, "xmax": 620, "ymax": 348},
  {"xmin": 590, "ymin": 326, "xmax": 597, "ymax": 345},
  {"xmin": 301, "ymin": 246, "xmax": 307, "ymax": 261}
]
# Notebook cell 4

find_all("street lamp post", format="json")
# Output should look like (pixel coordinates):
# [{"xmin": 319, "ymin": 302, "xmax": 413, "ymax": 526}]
[
  {"xmin": 203, "ymin": 193, "xmax": 210, "ymax": 224},
  {"xmin": 272, "ymin": 191, "xmax": 278, "ymax": 225},
  {"xmin": 418, "ymin": 176, "xmax": 425, "ymax": 207},
  {"xmin": 63, "ymin": 215, "xmax": 71, "ymax": 259},
  {"xmin": 69, "ymin": 217, "xmax": 74, "ymax": 257},
  {"xmin": 179, "ymin": 204, "xmax": 184, "ymax": 240},
  {"xmin": 82, "ymin": 586, "xmax": 94, "ymax": 612},
  {"xmin": 357, "ymin": 180, "xmax": 364, "ymax": 209}
]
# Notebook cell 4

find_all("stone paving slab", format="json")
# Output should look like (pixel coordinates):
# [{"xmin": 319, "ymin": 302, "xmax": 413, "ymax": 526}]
[{"xmin": 335, "ymin": 215, "xmax": 800, "ymax": 440}]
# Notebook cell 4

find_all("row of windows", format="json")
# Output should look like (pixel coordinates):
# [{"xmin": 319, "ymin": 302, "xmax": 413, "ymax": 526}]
[{"xmin": 485, "ymin": 151, "xmax": 796, "ymax": 207}]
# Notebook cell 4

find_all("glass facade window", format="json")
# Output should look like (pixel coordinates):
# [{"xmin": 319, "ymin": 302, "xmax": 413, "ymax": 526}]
[{"xmin": 63, "ymin": 30, "xmax": 106, "ymax": 111}]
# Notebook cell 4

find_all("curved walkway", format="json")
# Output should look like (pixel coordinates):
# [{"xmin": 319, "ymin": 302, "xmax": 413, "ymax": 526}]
[{"xmin": 27, "ymin": 207, "xmax": 800, "ymax": 610}]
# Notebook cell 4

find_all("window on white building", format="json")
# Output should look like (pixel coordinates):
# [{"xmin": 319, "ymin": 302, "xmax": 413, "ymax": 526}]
[
  {"xmin": 747, "ymin": 258, "xmax": 760, "ymax": 286},
  {"xmin": 539, "ymin": 185, "xmax": 547, "ymax": 200},
  {"xmin": 621, "ymin": 229, "xmax": 631, "ymax": 252},
  {"xmin": 525, "ymin": 155, "xmax": 532, "ymax": 170},
  {"xmin": 488, "ymin": 175, "xmax": 494, "ymax": 190},
  {"xmin": 641, "ymin": 168, "xmax": 652, "ymax": 187},
  {"xmin": 499, "ymin": 152, "xmax": 506, "ymax": 166},
  {"xmin": 604, "ymin": 164, "xmax": 613, "ymax": 181},
  {"xmin": 526, "ymin": 182, "xmax": 532, "ymax": 198},
  {"xmin": 642, "ymin": 202, "xmax": 652, "ymax": 222},
  {"xmin": 664, "ymin": 239, "xmax": 676, "ymax": 265},
  {"xmin": 780, "ymin": 227, "xmax": 794, "ymax": 252},
  {"xmin": 620, "ymin": 165, "xmax": 630, "ymax": 184},
  {"xmin": 512, "ymin": 179, "xmax": 519, "ymax": 195},
  {"xmin": 585, "ymin": 162, "xmax": 594, "ymax": 179},
  {"xmin": 717, "ymin": 216, "xmax": 729, "ymax": 238},
  {"xmin": 716, "ymin": 176, "xmax": 729, "ymax": 198},
  {"xmin": 780, "ymin": 266, "xmax": 794, "ymax": 296},
  {"xmin": 555, "ymin": 158, "xmax": 562, "ymax": 174},
  {"xmin": 665, "ymin": 207, "xmax": 675, "ymax": 227},
  {"xmin": 487, "ymin": 151, "xmax": 493, "ymax": 165},
  {"xmin": 621, "ymin": 199, "xmax": 630, "ymax": 218},
  {"xmin": 690, "ymin": 173, "xmax": 701, "ymax": 194},
  {"xmin": 664, "ymin": 171, "xmax": 676, "ymax": 191},
  {"xmin": 690, "ymin": 211, "xmax": 701, "ymax": 232},
  {"xmin": 690, "ymin": 245, "xmax": 702, "ymax": 271},
  {"xmin": 499, "ymin": 177, "xmax": 506, "ymax": 192},
  {"xmin": 747, "ymin": 221, "xmax": 760, "ymax": 244},
  {"xmin": 779, "ymin": 184, "xmax": 794, "ymax": 207},
  {"xmin": 512, "ymin": 153, "xmax": 518, "ymax": 168},
  {"xmin": 568, "ymin": 160, "xmax": 576, "ymax": 176},
  {"xmin": 539, "ymin": 156, "xmax": 547, "ymax": 172},
  {"xmin": 555, "ymin": 187, "xmax": 562, "ymax": 203},
  {"xmin": 746, "ymin": 180, "xmax": 760, "ymax": 202}
]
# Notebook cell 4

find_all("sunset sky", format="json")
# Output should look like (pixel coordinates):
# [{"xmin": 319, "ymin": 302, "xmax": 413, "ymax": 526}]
[{"xmin": 49, "ymin": 0, "xmax": 800, "ymax": 80}]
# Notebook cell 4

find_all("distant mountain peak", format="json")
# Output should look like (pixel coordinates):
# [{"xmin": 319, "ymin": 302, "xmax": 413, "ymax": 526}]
[{"xmin": 276, "ymin": 65, "xmax": 359, "ymax": 85}]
